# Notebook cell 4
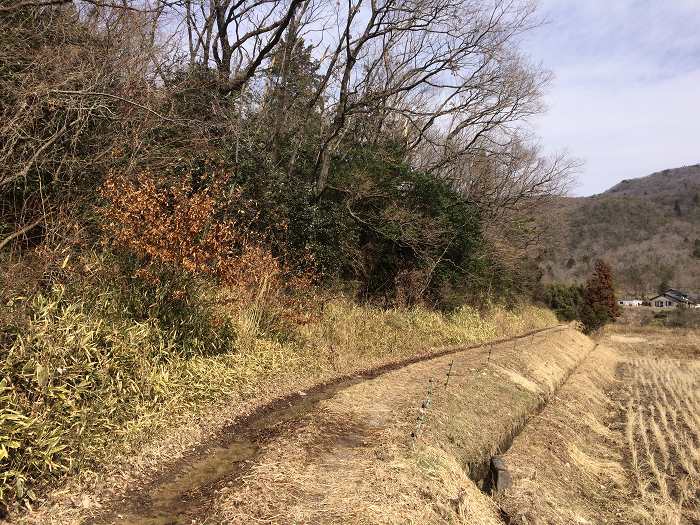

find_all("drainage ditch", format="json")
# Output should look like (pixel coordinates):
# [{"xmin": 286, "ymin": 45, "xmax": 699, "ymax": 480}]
[{"xmin": 468, "ymin": 344, "xmax": 599, "ymax": 521}]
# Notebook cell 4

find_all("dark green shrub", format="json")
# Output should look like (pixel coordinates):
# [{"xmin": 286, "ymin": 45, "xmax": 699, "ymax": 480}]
[{"xmin": 542, "ymin": 284, "xmax": 584, "ymax": 321}]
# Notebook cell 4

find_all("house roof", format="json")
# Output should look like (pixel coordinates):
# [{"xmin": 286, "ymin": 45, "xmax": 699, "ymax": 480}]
[{"xmin": 650, "ymin": 289, "xmax": 698, "ymax": 305}]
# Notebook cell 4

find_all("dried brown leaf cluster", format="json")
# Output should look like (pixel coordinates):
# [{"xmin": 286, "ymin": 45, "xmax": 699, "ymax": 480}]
[{"xmin": 101, "ymin": 170, "xmax": 289, "ymax": 297}]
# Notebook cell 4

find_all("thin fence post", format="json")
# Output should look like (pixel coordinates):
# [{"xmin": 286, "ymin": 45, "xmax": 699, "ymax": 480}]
[
  {"xmin": 411, "ymin": 378, "xmax": 434, "ymax": 442},
  {"xmin": 444, "ymin": 360, "xmax": 454, "ymax": 390}
]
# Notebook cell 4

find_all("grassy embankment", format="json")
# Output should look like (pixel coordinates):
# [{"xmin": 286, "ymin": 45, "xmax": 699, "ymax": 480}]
[
  {"xmin": 0, "ymin": 253, "xmax": 557, "ymax": 512},
  {"xmin": 212, "ymin": 326, "xmax": 592, "ymax": 525},
  {"xmin": 498, "ymin": 321, "xmax": 700, "ymax": 525}
]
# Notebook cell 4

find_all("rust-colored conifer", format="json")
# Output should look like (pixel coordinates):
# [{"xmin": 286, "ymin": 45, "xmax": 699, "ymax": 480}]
[{"xmin": 580, "ymin": 259, "xmax": 620, "ymax": 332}]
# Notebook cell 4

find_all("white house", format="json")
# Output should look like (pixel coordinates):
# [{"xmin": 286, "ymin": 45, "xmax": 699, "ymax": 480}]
[
  {"xmin": 618, "ymin": 299, "xmax": 643, "ymax": 307},
  {"xmin": 648, "ymin": 289, "xmax": 698, "ymax": 309}
]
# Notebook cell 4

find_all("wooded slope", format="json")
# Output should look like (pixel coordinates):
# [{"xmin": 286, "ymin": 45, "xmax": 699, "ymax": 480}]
[{"xmin": 541, "ymin": 164, "xmax": 700, "ymax": 295}]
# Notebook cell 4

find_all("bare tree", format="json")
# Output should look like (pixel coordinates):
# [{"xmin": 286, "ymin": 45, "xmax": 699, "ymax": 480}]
[
  {"xmin": 169, "ymin": 0, "xmax": 572, "ymax": 206},
  {"xmin": 0, "ymin": 1, "xmax": 176, "ymax": 251},
  {"xmin": 288, "ymin": 0, "xmax": 548, "ymax": 197},
  {"xmin": 181, "ymin": 0, "xmax": 304, "ymax": 91},
  {"xmin": 2, "ymin": 0, "xmax": 575, "ymax": 301}
]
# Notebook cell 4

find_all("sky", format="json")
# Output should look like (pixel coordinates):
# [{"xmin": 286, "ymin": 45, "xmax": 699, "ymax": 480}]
[{"xmin": 520, "ymin": 0, "xmax": 700, "ymax": 196}]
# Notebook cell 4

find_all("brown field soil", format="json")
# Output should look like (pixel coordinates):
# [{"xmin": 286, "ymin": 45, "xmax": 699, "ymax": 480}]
[{"xmin": 499, "ymin": 325, "xmax": 700, "ymax": 525}]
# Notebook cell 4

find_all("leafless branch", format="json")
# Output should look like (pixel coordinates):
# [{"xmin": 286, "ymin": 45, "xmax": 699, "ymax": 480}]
[
  {"xmin": 0, "ymin": 217, "xmax": 43, "ymax": 252},
  {"xmin": 50, "ymin": 90, "xmax": 178, "ymax": 123}
]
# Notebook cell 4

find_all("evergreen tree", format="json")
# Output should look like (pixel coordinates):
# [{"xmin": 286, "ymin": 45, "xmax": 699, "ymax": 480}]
[
  {"xmin": 542, "ymin": 283, "xmax": 584, "ymax": 321},
  {"xmin": 580, "ymin": 260, "xmax": 621, "ymax": 333}
]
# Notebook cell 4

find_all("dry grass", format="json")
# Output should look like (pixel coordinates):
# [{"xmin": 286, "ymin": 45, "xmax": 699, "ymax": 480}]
[
  {"xmin": 208, "ymin": 327, "xmax": 593, "ymax": 524},
  {"xmin": 499, "ymin": 326, "xmax": 700, "ymax": 525},
  {"xmin": 10, "ymin": 296, "xmax": 557, "ymax": 523},
  {"xmin": 623, "ymin": 355, "xmax": 700, "ymax": 524},
  {"xmin": 498, "ymin": 344, "xmax": 634, "ymax": 524}
]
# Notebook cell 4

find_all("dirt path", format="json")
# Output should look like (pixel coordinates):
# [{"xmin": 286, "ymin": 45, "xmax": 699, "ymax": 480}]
[{"xmin": 72, "ymin": 325, "xmax": 593, "ymax": 525}]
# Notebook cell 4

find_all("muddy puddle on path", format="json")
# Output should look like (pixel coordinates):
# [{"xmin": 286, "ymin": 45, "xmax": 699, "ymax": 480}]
[
  {"xmin": 106, "ymin": 378, "xmax": 364, "ymax": 525},
  {"xmin": 118, "ymin": 442, "xmax": 258, "ymax": 525}
]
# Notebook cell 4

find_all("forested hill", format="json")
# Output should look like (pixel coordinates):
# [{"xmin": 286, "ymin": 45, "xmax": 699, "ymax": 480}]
[{"xmin": 541, "ymin": 164, "xmax": 700, "ymax": 295}]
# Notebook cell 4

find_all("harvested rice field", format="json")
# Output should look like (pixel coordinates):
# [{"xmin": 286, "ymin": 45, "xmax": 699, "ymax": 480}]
[
  {"xmin": 500, "ymin": 326, "xmax": 700, "ymax": 525},
  {"xmin": 620, "ymin": 340, "xmax": 700, "ymax": 523}
]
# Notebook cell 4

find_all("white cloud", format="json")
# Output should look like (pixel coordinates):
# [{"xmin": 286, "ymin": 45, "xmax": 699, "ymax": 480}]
[{"xmin": 521, "ymin": 0, "xmax": 700, "ymax": 194}]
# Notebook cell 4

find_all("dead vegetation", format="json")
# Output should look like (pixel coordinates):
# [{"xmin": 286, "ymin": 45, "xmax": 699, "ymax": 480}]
[
  {"xmin": 13, "ymin": 310, "xmax": 698, "ymax": 525},
  {"xmin": 499, "ymin": 326, "xmax": 700, "ymax": 525},
  {"xmin": 196, "ymin": 327, "xmax": 594, "ymax": 525},
  {"xmin": 11, "ymin": 305, "xmax": 558, "ymax": 524},
  {"xmin": 498, "ymin": 344, "xmax": 633, "ymax": 524},
  {"xmin": 621, "ymin": 354, "xmax": 700, "ymax": 524}
]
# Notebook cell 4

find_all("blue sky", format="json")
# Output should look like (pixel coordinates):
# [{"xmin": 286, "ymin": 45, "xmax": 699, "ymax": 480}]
[{"xmin": 521, "ymin": 0, "xmax": 700, "ymax": 196}]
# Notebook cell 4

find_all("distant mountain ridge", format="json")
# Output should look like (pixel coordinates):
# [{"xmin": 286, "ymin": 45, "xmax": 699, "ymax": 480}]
[
  {"xmin": 604, "ymin": 164, "xmax": 700, "ymax": 200},
  {"xmin": 541, "ymin": 164, "xmax": 700, "ymax": 296}
]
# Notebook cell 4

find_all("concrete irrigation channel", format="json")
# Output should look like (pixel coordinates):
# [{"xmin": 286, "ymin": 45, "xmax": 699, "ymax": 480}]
[{"xmin": 87, "ymin": 325, "xmax": 596, "ymax": 525}]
